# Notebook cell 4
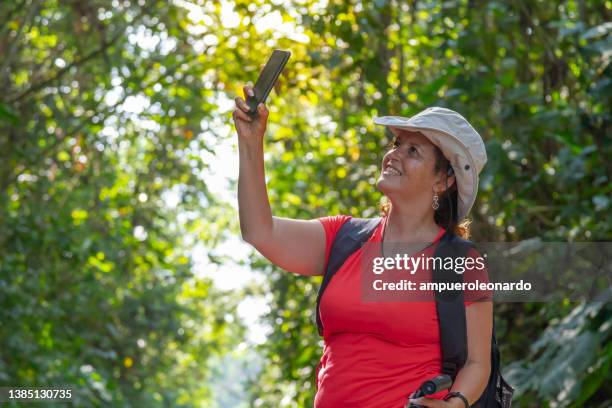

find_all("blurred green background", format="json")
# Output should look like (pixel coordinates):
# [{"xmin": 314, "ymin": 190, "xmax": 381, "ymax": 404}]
[{"xmin": 0, "ymin": 0, "xmax": 610, "ymax": 407}]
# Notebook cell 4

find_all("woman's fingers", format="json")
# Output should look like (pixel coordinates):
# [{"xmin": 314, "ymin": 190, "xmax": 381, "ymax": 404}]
[
  {"xmin": 243, "ymin": 84, "xmax": 254, "ymax": 98},
  {"xmin": 232, "ymin": 85, "xmax": 269, "ymax": 130},
  {"xmin": 252, "ymin": 104, "xmax": 268, "ymax": 132},
  {"xmin": 407, "ymin": 397, "xmax": 448, "ymax": 407},
  {"xmin": 234, "ymin": 96, "xmax": 251, "ymax": 113},
  {"xmin": 257, "ymin": 103, "xmax": 268, "ymax": 121},
  {"xmin": 233, "ymin": 108, "xmax": 253, "ymax": 122}
]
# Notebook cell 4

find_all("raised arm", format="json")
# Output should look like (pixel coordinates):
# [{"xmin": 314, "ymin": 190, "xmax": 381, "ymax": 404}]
[{"xmin": 232, "ymin": 85, "xmax": 326, "ymax": 276}]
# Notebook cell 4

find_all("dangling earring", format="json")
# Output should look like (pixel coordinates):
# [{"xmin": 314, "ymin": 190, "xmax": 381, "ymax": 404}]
[{"xmin": 432, "ymin": 193, "xmax": 440, "ymax": 210}]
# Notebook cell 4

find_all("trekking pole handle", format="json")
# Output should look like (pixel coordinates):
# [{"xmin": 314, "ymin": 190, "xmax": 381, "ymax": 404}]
[{"xmin": 405, "ymin": 374, "xmax": 453, "ymax": 408}]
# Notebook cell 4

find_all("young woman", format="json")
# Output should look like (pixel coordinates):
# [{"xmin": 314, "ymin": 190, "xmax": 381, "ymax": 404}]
[{"xmin": 233, "ymin": 85, "xmax": 492, "ymax": 408}]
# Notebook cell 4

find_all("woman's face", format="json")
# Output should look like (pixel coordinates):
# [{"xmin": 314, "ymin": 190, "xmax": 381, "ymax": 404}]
[{"xmin": 376, "ymin": 130, "xmax": 445, "ymax": 201}]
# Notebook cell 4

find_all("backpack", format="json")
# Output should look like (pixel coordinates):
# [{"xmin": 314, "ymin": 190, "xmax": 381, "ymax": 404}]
[{"xmin": 314, "ymin": 217, "xmax": 514, "ymax": 408}]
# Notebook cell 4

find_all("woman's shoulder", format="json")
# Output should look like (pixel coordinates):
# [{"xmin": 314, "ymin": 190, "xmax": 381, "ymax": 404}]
[
  {"xmin": 317, "ymin": 214, "xmax": 384, "ymax": 231},
  {"xmin": 316, "ymin": 214, "xmax": 353, "ymax": 226}
]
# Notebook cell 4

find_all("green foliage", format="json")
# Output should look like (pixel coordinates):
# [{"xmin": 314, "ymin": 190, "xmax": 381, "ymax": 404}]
[
  {"xmin": 0, "ymin": 1, "xmax": 242, "ymax": 406},
  {"xmin": 223, "ymin": 0, "xmax": 611, "ymax": 407},
  {"xmin": 1, "ymin": 0, "xmax": 610, "ymax": 406},
  {"xmin": 505, "ymin": 290, "xmax": 612, "ymax": 407}
]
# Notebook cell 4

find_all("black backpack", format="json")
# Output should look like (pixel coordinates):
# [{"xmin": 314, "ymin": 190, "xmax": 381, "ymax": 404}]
[{"xmin": 315, "ymin": 217, "xmax": 514, "ymax": 408}]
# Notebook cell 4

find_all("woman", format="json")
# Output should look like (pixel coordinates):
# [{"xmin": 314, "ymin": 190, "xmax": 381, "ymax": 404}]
[{"xmin": 232, "ymin": 85, "xmax": 492, "ymax": 408}]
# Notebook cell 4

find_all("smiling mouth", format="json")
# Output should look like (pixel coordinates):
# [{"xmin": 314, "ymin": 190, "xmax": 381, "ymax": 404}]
[{"xmin": 382, "ymin": 163, "xmax": 402, "ymax": 176}]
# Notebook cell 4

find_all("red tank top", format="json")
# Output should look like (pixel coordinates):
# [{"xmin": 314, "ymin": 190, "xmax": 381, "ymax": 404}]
[{"xmin": 314, "ymin": 215, "xmax": 487, "ymax": 407}]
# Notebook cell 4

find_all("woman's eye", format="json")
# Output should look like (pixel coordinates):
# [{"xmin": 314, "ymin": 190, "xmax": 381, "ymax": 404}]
[{"xmin": 408, "ymin": 146, "xmax": 418, "ymax": 155}]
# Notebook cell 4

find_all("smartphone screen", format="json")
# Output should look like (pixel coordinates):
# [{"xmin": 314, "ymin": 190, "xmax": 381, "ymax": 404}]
[{"xmin": 246, "ymin": 49, "xmax": 291, "ymax": 115}]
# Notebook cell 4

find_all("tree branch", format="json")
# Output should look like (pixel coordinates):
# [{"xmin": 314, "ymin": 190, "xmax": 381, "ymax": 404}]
[
  {"xmin": 0, "ymin": 0, "xmax": 42, "ymax": 86},
  {"xmin": 0, "ymin": 0, "xmax": 28, "ymax": 36},
  {"xmin": 7, "ymin": 9, "xmax": 148, "ymax": 104},
  {"xmin": 0, "ymin": 56, "xmax": 191, "ymax": 193},
  {"xmin": 7, "ymin": 31, "xmax": 122, "ymax": 104}
]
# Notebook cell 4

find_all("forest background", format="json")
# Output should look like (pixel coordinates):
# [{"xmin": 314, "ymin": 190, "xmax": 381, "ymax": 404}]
[{"xmin": 0, "ymin": 0, "xmax": 610, "ymax": 406}]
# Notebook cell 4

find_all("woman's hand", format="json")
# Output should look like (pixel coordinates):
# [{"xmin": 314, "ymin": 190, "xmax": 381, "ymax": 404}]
[
  {"xmin": 232, "ymin": 84, "xmax": 269, "ymax": 145},
  {"xmin": 408, "ymin": 397, "xmax": 464, "ymax": 408}
]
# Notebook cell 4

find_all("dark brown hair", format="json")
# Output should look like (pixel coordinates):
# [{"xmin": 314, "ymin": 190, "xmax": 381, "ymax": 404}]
[{"xmin": 379, "ymin": 137, "xmax": 471, "ymax": 239}]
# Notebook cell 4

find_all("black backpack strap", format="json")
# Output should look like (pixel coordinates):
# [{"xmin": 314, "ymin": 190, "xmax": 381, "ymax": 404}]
[
  {"xmin": 315, "ymin": 217, "xmax": 382, "ymax": 336},
  {"xmin": 435, "ymin": 234, "xmax": 514, "ymax": 407},
  {"xmin": 433, "ymin": 231, "xmax": 474, "ymax": 380}
]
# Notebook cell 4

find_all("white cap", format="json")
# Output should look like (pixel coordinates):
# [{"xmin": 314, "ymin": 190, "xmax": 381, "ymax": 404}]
[{"xmin": 373, "ymin": 107, "xmax": 487, "ymax": 220}]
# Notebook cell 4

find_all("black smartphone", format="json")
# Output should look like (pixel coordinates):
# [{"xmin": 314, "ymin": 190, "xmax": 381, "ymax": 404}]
[{"xmin": 246, "ymin": 49, "xmax": 291, "ymax": 116}]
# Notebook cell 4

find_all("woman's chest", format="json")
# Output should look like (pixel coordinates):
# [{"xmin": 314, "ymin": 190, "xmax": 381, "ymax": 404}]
[{"xmin": 319, "ymin": 249, "xmax": 441, "ymax": 345}]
